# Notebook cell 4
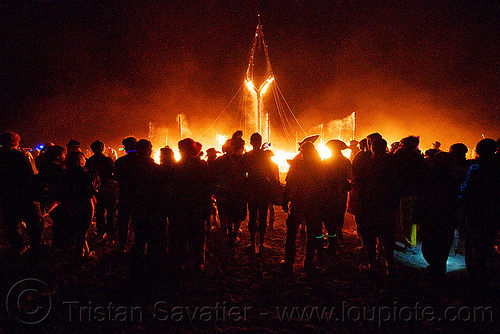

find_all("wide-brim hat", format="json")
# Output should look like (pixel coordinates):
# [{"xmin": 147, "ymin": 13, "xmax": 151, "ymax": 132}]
[
  {"xmin": 206, "ymin": 147, "xmax": 220, "ymax": 155},
  {"xmin": 325, "ymin": 139, "xmax": 348, "ymax": 151},
  {"xmin": 298, "ymin": 134, "xmax": 319, "ymax": 147}
]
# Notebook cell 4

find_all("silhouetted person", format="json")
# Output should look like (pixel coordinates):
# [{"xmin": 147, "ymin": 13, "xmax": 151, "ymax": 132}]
[
  {"xmin": 169, "ymin": 138, "xmax": 211, "ymax": 272},
  {"xmin": 322, "ymin": 139, "xmax": 351, "ymax": 260},
  {"xmin": 129, "ymin": 139, "xmax": 164, "ymax": 278},
  {"xmin": 243, "ymin": 132, "xmax": 278, "ymax": 253},
  {"xmin": 420, "ymin": 152, "xmax": 461, "ymax": 278},
  {"xmin": 264, "ymin": 149, "xmax": 280, "ymax": 229},
  {"xmin": 449, "ymin": 142, "xmax": 471, "ymax": 250},
  {"xmin": 160, "ymin": 146, "xmax": 176, "ymax": 168},
  {"xmin": 212, "ymin": 132, "xmax": 247, "ymax": 249},
  {"xmin": 359, "ymin": 138, "xmax": 398, "ymax": 273},
  {"xmin": 36, "ymin": 145, "xmax": 67, "ymax": 249},
  {"xmin": 158, "ymin": 145, "xmax": 176, "ymax": 250},
  {"xmin": 461, "ymin": 138, "xmax": 500, "ymax": 285},
  {"xmin": 348, "ymin": 140, "xmax": 360, "ymax": 162},
  {"xmin": 34, "ymin": 142, "xmax": 55, "ymax": 172},
  {"xmin": 350, "ymin": 133, "xmax": 382, "ymax": 244},
  {"xmin": 206, "ymin": 147, "xmax": 220, "ymax": 165},
  {"xmin": 63, "ymin": 151, "xmax": 96, "ymax": 259},
  {"xmin": 424, "ymin": 148, "xmax": 440, "ymax": 161},
  {"xmin": 212, "ymin": 140, "xmax": 234, "ymax": 233},
  {"xmin": 450, "ymin": 143, "xmax": 470, "ymax": 177},
  {"xmin": 66, "ymin": 139, "xmax": 81, "ymax": 154},
  {"xmin": 394, "ymin": 135, "xmax": 428, "ymax": 253},
  {"xmin": 205, "ymin": 147, "xmax": 221, "ymax": 230},
  {"xmin": 105, "ymin": 146, "xmax": 118, "ymax": 162},
  {"xmin": 159, "ymin": 145, "xmax": 176, "ymax": 215},
  {"xmin": 0, "ymin": 131, "xmax": 43, "ymax": 255},
  {"xmin": 86, "ymin": 140, "xmax": 117, "ymax": 238},
  {"xmin": 359, "ymin": 138, "xmax": 368, "ymax": 153},
  {"xmin": 389, "ymin": 141, "xmax": 400, "ymax": 154},
  {"xmin": 282, "ymin": 141, "xmax": 324, "ymax": 273},
  {"xmin": 114, "ymin": 137, "xmax": 139, "ymax": 252}
]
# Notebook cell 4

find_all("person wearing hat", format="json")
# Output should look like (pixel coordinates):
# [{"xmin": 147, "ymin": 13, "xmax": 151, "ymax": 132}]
[
  {"xmin": 205, "ymin": 147, "xmax": 220, "ymax": 165},
  {"xmin": 211, "ymin": 131, "xmax": 248, "ymax": 249},
  {"xmin": 169, "ymin": 138, "xmax": 211, "ymax": 272},
  {"xmin": 322, "ymin": 139, "xmax": 351, "ymax": 263},
  {"xmin": 281, "ymin": 141, "xmax": 324, "ymax": 273}
]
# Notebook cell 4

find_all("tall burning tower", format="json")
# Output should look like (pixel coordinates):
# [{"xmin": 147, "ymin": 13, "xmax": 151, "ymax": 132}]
[{"xmin": 244, "ymin": 15, "xmax": 274, "ymax": 142}]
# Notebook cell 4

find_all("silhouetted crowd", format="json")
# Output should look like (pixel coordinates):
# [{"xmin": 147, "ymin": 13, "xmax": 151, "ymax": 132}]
[{"xmin": 0, "ymin": 130, "xmax": 499, "ymax": 286}]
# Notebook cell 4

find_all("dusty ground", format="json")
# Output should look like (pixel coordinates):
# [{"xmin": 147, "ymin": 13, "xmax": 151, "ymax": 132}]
[{"xmin": 0, "ymin": 210, "xmax": 498, "ymax": 333}]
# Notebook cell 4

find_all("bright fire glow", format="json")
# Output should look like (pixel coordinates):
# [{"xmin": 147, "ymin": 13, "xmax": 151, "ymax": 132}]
[
  {"xmin": 151, "ymin": 139, "xmax": 350, "ymax": 173},
  {"xmin": 270, "ymin": 144, "xmax": 352, "ymax": 176},
  {"xmin": 245, "ymin": 77, "xmax": 274, "ymax": 95},
  {"xmin": 245, "ymin": 80, "xmax": 254, "ymax": 91},
  {"xmin": 152, "ymin": 149, "xmax": 181, "ymax": 164},
  {"xmin": 317, "ymin": 143, "xmax": 332, "ymax": 160},
  {"xmin": 260, "ymin": 77, "xmax": 274, "ymax": 95},
  {"xmin": 174, "ymin": 150, "xmax": 181, "ymax": 161},
  {"xmin": 153, "ymin": 149, "xmax": 161, "ymax": 164},
  {"xmin": 318, "ymin": 143, "xmax": 351, "ymax": 160},
  {"xmin": 216, "ymin": 134, "xmax": 229, "ymax": 152},
  {"xmin": 271, "ymin": 149, "xmax": 296, "ymax": 174},
  {"xmin": 261, "ymin": 82, "xmax": 270, "ymax": 95}
]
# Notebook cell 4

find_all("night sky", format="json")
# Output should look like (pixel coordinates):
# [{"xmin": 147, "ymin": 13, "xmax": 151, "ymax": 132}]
[{"xmin": 1, "ymin": 1, "xmax": 499, "ymax": 152}]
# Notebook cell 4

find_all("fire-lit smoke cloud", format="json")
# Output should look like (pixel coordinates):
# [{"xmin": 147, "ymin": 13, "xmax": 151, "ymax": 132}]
[
  {"xmin": 290, "ymin": 2, "xmax": 499, "ymax": 153},
  {"xmin": 2, "ymin": 2, "xmax": 498, "ymax": 155}
]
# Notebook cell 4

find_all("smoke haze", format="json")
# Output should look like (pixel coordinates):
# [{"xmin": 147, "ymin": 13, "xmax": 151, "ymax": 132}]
[{"xmin": 1, "ymin": 1, "xmax": 498, "ymax": 153}]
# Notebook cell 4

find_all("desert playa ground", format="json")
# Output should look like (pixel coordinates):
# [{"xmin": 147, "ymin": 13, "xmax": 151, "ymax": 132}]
[{"xmin": 0, "ymin": 210, "xmax": 498, "ymax": 333}]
